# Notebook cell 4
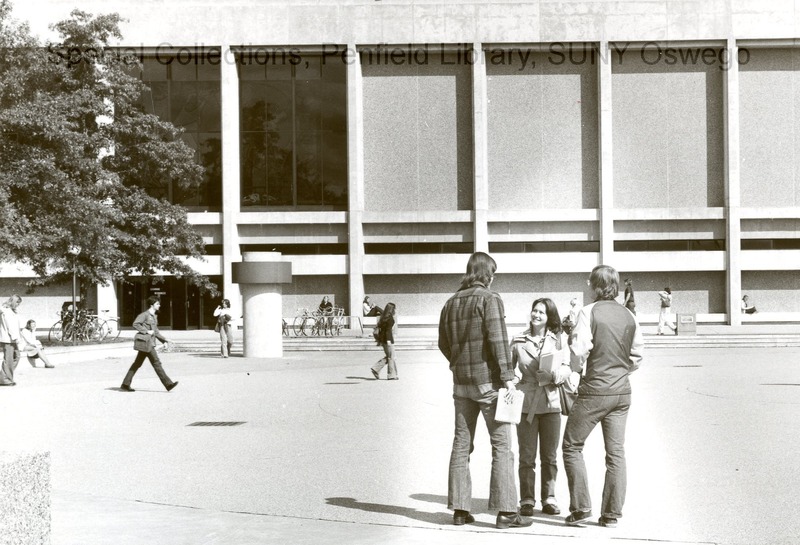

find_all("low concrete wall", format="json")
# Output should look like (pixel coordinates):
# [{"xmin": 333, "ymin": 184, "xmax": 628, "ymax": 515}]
[{"xmin": 0, "ymin": 451, "xmax": 51, "ymax": 545}]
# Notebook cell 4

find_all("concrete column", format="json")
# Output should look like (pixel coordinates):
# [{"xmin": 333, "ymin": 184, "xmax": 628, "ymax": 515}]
[
  {"xmin": 232, "ymin": 252, "xmax": 292, "ymax": 358},
  {"xmin": 472, "ymin": 42, "xmax": 489, "ymax": 253},
  {"xmin": 220, "ymin": 45, "xmax": 242, "ymax": 310},
  {"xmin": 724, "ymin": 38, "xmax": 742, "ymax": 326},
  {"xmin": 598, "ymin": 41, "xmax": 615, "ymax": 264},
  {"xmin": 347, "ymin": 43, "xmax": 366, "ymax": 329}
]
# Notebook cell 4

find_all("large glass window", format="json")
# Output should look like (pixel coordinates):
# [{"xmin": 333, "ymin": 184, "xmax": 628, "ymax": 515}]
[
  {"xmin": 137, "ymin": 53, "xmax": 222, "ymax": 210},
  {"xmin": 238, "ymin": 52, "xmax": 347, "ymax": 209}
]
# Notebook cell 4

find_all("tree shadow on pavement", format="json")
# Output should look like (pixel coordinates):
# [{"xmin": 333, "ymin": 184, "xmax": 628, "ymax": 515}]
[{"xmin": 325, "ymin": 496, "xmax": 465, "ymax": 526}]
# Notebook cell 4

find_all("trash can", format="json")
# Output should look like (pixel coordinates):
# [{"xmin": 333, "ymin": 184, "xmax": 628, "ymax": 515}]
[{"xmin": 676, "ymin": 314, "xmax": 696, "ymax": 336}]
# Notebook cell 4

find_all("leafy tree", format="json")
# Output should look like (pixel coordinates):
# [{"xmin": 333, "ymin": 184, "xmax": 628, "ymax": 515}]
[{"xmin": 0, "ymin": 0, "xmax": 217, "ymax": 296}]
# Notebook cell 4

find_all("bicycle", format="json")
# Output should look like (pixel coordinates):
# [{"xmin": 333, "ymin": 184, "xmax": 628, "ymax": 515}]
[
  {"xmin": 97, "ymin": 309, "xmax": 121, "ymax": 341},
  {"xmin": 329, "ymin": 306, "xmax": 345, "ymax": 336},
  {"xmin": 49, "ymin": 308, "xmax": 103, "ymax": 344},
  {"xmin": 292, "ymin": 308, "xmax": 316, "ymax": 336}
]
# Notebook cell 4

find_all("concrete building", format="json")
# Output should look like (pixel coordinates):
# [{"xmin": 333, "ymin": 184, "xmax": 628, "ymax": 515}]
[{"xmin": 5, "ymin": 0, "xmax": 800, "ymax": 330}]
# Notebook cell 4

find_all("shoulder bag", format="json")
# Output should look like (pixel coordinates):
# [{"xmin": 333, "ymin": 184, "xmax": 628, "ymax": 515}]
[
  {"xmin": 558, "ymin": 376, "xmax": 578, "ymax": 416},
  {"xmin": 133, "ymin": 332, "xmax": 154, "ymax": 352}
]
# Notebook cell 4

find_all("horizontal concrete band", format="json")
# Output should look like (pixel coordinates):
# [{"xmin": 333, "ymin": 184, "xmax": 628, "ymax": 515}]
[{"xmin": 232, "ymin": 261, "xmax": 292, "ymax": 284}]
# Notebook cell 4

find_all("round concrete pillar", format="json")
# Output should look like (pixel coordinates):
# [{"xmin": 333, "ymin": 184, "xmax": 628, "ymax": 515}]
[{"xmin": 232, "ymin": 252, "xmax": 292, "ymax": 358}]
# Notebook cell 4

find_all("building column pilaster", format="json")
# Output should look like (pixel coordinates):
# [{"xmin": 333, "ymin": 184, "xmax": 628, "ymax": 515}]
[
  {"xmin": 598, "ymin": 41, "xmax": 615, "ymax": 265},
  {"xmin": 724, "ymin": 38, "xmax": 742, "ymax": 326},
  {"xmin": 347, "ymin": 44, "xmax": 366, "ymax": 328},
  {"xmin": 220, "ymin": 45, "xmax": 242, "ymax": 311},
  {"xmin": 472, "ymin": 42, "xmax": 489, "ymax": 253}
]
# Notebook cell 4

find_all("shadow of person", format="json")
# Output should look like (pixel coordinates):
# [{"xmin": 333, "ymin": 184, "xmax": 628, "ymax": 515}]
[
  {"xmin": 410, "ymin": 493, "xmax": 449, "ymax": 505},
  {"xmin": 325, "ymin": 497, "xmax": 450, "ymax": 526}
]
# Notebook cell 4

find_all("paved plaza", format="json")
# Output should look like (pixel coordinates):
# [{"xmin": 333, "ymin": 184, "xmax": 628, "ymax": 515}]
[{"xmin": 3, "ymin": 341, "xmax": 799, "ymax": 545}]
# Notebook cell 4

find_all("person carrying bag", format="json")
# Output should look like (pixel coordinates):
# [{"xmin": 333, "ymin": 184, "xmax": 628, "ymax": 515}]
[{"xmin": 120, "ymin": 296, "xmax": 178, "ymax": 393}]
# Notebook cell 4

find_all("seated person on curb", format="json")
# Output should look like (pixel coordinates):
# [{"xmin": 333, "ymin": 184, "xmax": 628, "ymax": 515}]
[
  {"xmin": 362, "ymin": 296, "xmax": 383, "ymax": 317},
  {"xmin": 20, "ymin": 320, "xmax": 54, "ymax": 368},
  {"xmin": 741, "ymin": 295, "xmax": 757, "ymax": 314}
]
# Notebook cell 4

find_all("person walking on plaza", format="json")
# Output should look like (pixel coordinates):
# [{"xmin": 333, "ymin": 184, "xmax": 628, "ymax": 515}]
[
  {"xmin": 213, "ymin": 298, "xmax": 235, "ymax": 358},
  {"xmin": 623, "ymin": 278, "xmax": 636, "ymax": 315},
  {"xmin": 562, "ymin": 265, "xmax": 644, "ymax": 528},
  {"xmin": 510, "ymin": 297, "xmax": 573, "ymax": 517},
  {"xmin": 370, "ymin": 302, "xmax": 398, "ymax": 380},
  {"xmin": 0, "ymin": 294, "xmax": 22, "ymax": 386},
  {"xmin": 657, "ymin": 287, "xmax": 676, "ymax": 335},
  {"xmin": 438, "ymin": 251, "xmax": 531, "ymax": 530},
  {"xmin": 20, "ymin": 320, "xmax": 54, "ymax": 368},
  {"xmin": 120, "ymin": 296, "xmax": 178, "ymax": 392}
]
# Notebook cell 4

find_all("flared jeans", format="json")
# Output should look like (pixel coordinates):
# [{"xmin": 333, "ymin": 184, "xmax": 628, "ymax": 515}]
[
  {"xmin": 219, "ymin": 324, "xmax": 233, "ymax": 357},
  {"xmin": 562, "ymin": 393, "xmax": 631, "ymax": 519},
  {"xmin": 370, "ymin": 342, "xmax": 397, "ymax": 379},
  {"xmin": 448, "ymin": 384, "xmax": 518, "ymax": 513}
]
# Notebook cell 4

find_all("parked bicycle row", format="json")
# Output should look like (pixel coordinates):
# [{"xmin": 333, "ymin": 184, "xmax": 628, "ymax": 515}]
[{"xmin": 48, "ymin": 304, "xmax": 121, "ymax": 344}]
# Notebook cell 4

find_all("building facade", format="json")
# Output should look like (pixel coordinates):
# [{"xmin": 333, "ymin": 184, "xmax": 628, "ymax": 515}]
[{"xmin": 4, "ymin": 0, "xmax": 800, "ymax": 329}]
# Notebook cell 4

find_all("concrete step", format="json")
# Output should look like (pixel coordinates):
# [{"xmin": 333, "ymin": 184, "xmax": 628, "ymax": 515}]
[{"xmin": 167, "ymin": 334, "xmax": 800, "ymax": 352}]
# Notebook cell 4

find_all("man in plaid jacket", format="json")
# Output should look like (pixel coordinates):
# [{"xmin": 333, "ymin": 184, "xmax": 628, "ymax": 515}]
[{"xmin": 438, "ymin": 252, "xmax": 531, "ymax": 530}]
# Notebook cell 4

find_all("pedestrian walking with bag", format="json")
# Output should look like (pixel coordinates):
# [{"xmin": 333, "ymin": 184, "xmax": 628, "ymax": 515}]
[
  {"xmin": 120, "ymin": 296, "xmax": 178, "ymax": 392},
  {"xmin": 438, "ymin": 251, "xmax": 531, "ymax": 530},
  {"xmin": 510, "ymin": 297, "xmax": 575, "ymax": 517},
  {"xmin": 562, "ymin": 265, "xmax": 644, "ymax": 528},
  {"xmin": 370, "ymin": 302, "xmax": 397, "ymax": 380},
  {"xmin": 213, "ymin": 298, "xmax": 234, "ymax": 358}
]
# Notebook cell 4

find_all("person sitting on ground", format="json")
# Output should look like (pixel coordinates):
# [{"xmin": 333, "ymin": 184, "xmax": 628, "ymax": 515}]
[
  {"xmin": 362, "ymin": 296, "xmax": 383, "ymax": 317},
  {"xmin": 19, "ymin": 320, "xmax": 54, "ymax": 368},
  {"xmin": 741, "ymin": 295, "xmax": 757, "ymax": 314}
]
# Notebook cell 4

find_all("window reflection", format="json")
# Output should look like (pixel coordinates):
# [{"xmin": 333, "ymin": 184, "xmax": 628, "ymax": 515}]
[
  {"xmin": 137, "ymin": 54, "xmax": 222, "ymax": 210},
  {"xmin": 239, "ymin": 52, "xmax": 347, "ymax": 210}
]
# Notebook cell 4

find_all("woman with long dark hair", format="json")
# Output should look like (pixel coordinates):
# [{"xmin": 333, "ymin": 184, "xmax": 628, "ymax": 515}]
[
  {"xmin": 370, "ymin": 302, "xmax": 398, "ymax": 380},
  {"xmin": 510, "ymin": 297, "xmax": 572, "ymax": 517}
]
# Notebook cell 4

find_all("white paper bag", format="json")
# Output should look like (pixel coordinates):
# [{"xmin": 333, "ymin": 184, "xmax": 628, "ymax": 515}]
[{"xmin": 495, "ymin": 388, "xmax": 525, "ymax": 424}]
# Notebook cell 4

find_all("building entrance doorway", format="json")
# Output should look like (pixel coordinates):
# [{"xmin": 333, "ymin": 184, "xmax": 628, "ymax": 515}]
[{"xmin": 118, "ymin": 276, "xmax": 221, "ymax": 330}]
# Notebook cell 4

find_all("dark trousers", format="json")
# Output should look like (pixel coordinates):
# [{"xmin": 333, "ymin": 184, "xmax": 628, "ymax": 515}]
[
  {"xmin": 122, "ymin": 349, "xmax": 173, "ymax": 389},
  {"xmin": 1, "ymin": 342, "xmax": 19, "ymax": 384}
]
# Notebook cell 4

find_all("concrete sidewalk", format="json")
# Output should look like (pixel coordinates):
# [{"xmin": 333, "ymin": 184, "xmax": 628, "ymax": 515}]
[{"xmin": 3, "ymin": 345, "xmax": 799, "ymax": 544}]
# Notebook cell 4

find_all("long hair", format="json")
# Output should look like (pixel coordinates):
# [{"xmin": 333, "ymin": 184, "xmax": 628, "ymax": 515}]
[
  {"xmin": 531, "ymin": 297, "xmax": 562, "ymax": 335},
  {"xmin": 3, "ymin": 294, "xmax": 21, "ymax": 309},
  {"xmin": 221, "ymin": 299, "xmax": 231, "ymax": 308},
  {"xmin": 378, "ymin": 302, "xmax": 396, "ymax": 328},
  {"xmin": 590, "ymin": 265, "xmax": 619, "ymax": 301},
  {"xmin": 459, "ymin": 252, "xmax": 497, "ymax": 290}
]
